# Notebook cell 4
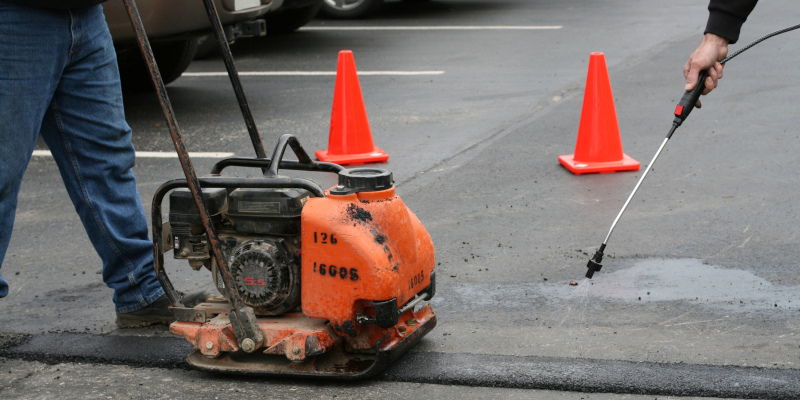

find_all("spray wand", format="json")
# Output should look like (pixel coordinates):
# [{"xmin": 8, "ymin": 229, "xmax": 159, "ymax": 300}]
[{"xmin": 585, "ymin": 23, "xmax": 800, "ymax": 279}]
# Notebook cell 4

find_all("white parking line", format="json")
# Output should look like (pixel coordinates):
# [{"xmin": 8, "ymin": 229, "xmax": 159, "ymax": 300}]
[
  {"xmin": 182, "ymin": 71, "xmax": 445, "ymax": 77},
  {"xmin": 31, "ymin": 150, "xmax": 234, "ymax": 158},
  {"xmin": 300, "ymin": 25, "xmax": 562, "ymax": 31}
]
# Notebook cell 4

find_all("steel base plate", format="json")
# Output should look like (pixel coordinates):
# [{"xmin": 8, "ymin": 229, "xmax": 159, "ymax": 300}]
[{"xmin": 185, "ymin": 307, "xmax": 436, "ymax": 379}]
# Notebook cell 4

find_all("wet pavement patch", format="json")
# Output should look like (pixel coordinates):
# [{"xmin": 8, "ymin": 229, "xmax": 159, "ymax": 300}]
[
  {"xmin": 544, "ymin": 258, "xmax": 800, "ymax": 312},
  {"xmin": 2, "ymin": 332, "xmax": 799, "ymax": 399},
  {"xmin": 439, "ymin": 258, "xmax": 800, "ymax": 314}
]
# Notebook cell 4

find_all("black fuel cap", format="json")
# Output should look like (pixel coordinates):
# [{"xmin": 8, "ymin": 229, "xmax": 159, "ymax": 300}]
[{"xmin": 330, "ymin": 168, "xmax": 394, "ymax": 195}]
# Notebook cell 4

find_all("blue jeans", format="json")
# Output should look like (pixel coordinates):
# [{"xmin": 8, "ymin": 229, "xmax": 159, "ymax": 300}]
[{"xmin": 0, "ymin": 1, "xmax": 164, "ymax": 312}]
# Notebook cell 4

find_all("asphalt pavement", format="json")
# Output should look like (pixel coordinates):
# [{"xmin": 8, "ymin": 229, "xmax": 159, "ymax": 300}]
[{"xmin": 2, "ymin": 0, "xmax": 800, "ymax": 398}]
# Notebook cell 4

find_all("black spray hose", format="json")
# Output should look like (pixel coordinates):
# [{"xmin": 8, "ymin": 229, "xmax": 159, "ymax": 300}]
[
  {"xmin": 721, "ymin": 23, "xmax": 800, "ymax": 65},
  {"xmin": 586, "ymin": 23, "xmax": 800, "ymax": 279}
]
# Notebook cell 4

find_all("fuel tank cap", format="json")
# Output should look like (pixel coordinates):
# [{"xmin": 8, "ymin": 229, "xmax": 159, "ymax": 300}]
[{"xmin": 330, "ymin": 168, "xmax": 394, "ymax": 195}]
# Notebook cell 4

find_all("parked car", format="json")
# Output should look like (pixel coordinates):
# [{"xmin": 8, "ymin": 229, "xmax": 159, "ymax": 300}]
[
  {"xmin": 104, "ymin": 0, "xmax": 272, "ymax": 91},
  {"xmin": 319, "ymin": 0, "xmax": 428, "ymax": 19},
  {"xmin": 265, "ymin": 0, "xmax": 323, "ymax": 34},
  {"xmin": 191, "ymin": 0, "xmax": 324, "ymax": 60}
]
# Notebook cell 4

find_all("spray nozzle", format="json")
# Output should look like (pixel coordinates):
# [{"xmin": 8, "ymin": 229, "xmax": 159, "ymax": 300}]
[{"xmin": 585, "ymin": 244, "xmax": 605, "ymax": 279}]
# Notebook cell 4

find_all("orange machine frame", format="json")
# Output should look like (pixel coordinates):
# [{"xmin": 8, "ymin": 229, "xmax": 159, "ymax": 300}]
[{"xmin": 301, "ymin": 186, "xmax": 435, "ymax": 339}]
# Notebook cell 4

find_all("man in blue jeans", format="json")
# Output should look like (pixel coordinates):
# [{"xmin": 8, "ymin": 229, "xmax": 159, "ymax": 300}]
[{"xmin": 0, "ymin": 0, "xmax": 178, "ymax": 327}]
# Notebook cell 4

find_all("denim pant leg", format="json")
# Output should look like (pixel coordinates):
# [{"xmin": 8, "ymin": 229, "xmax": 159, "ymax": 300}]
[
  {"xmin": 0, "ymin": 2, "xmax": 65, "ymax": 298},
  {"xmin": 0, "ymin": 3, "xmax": 163, "ymax": 311}
]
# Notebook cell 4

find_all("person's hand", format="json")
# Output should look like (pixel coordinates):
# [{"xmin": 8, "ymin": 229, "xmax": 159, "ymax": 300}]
[{"xmin": 683, "ymin": 33, "xmax": 729, "ymax": 106}]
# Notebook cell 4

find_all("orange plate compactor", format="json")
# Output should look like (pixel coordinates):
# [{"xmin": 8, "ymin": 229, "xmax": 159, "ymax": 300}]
[
  {"xmin": 151, "ymin": 136, "xmax": 436, "ymax": 378},
  {"xmin": 123, "ymin": 0, "xmax": 435, "ymax": 378}
]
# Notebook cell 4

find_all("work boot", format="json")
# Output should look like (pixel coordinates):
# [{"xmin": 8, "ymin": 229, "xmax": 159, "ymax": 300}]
[{"xmin": 115, "ymin": 291, "xmax": 210, "ymax": 328}]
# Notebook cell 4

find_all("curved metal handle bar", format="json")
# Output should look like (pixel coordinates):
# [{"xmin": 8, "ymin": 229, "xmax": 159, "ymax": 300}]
[
  {"xmin": 211, "ymin": 158, "xmax": 344, "ymax": 175},
  {"xmin": 266, "ymin": 134, "xmax": 315, "ymax": 177},
  {"xmin": 124, "ymin": 0, "xmax": 236, "ymax": 312}
]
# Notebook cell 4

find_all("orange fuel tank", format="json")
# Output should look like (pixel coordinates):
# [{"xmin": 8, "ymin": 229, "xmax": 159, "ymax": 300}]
[{"xmin": 300, "ymin": 169, "xmax": 435, "ymax": 337}]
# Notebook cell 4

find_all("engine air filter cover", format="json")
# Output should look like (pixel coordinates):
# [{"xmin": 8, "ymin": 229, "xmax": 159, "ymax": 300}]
[
  {"xmin": 169, "ymin": 188, "xmax": 227, "ymax": 225},
  {"xmin": 227, "ymin": 188, "xmax": 310, "ymax": 235}
]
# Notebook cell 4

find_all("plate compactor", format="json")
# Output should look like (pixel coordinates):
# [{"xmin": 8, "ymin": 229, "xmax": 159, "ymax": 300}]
[
  {"xmin": 156, "ymin": 138, "xmax": 436, "ymax": 378},
  {"xmin": 122, "ymin": 0, "xmax": 436, "ymax": 378}
]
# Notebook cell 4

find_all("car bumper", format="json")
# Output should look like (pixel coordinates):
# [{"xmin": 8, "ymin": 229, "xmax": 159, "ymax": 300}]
[{"xmin": 105, "ymin": 0, "xmax": 271, "ymax": 43}]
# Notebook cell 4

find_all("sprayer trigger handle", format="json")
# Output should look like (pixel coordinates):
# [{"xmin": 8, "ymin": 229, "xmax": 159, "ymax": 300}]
[{"xmin": 674, "ymin": 71, "xmax": 708, "ymax": 125}]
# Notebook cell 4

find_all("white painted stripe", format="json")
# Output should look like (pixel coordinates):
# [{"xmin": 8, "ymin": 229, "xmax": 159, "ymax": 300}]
[
  {"xmin": 300, "ymin": 25, "xmax": 562, "ymax": 31},
  {"xmin": 31, "ymin": 150, "xmax": 234, "ymax": 158},
  {"xmin": 182, "ymin": 71, "xmax": 445, "ymax": 77}
]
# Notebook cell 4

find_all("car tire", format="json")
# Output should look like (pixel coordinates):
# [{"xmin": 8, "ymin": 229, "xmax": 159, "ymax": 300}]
[
  {"xmin": 319, "ymin": 0, "xmax": 383, "ymax": 19},
  {"xmin": 117, "ymin": 37, "xmax": 201, "ymax": 92},
  {"xmin": 266, "ymin": 2, "xmax": 323, "ymax": 34}
]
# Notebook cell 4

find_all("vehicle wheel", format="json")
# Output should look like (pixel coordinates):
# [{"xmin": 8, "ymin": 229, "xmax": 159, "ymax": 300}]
[
  {"xmin": 266, "ymin": 2, "xmax": 323, "ymax": 34},
  {"xmin": 117, "ymin": 37, "xmax": 200, "ymax": 92},
  {"xmin": 319, "ymin": 0, "xmax": 383, "ymax": 19}
]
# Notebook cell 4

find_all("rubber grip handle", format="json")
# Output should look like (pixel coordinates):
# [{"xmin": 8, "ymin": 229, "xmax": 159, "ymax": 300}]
[{"xmin": 673, "ymin": 70, "xmax": 708, "ymax": 126}]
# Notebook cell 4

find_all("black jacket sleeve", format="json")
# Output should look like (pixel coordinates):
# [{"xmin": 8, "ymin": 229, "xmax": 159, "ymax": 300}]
[
  {"xmin": 705, "ymin": 0, "xmax": 759, "ymax": 44},
  {"xmin": 8, "ymin": 0, "xmax": 108, "ymax": 9}
]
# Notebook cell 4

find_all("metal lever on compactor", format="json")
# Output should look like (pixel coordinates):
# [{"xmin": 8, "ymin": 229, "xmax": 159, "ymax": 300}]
[{"xmin": 121, "ymin": 0, "xmax": 264, "ymax": 351}]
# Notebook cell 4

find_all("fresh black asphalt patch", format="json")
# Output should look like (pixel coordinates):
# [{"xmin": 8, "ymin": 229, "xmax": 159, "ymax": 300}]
[
  {"xmin": 1, "ymin": 333, "xmax": 191, "ymax": 370},
  {"xmin": 2, "ymin": 332, "xmax": 799, "ymax": 399},
  {"xmin": 385, "ymin": 352, "xmax": 800, "ymax": 399}
]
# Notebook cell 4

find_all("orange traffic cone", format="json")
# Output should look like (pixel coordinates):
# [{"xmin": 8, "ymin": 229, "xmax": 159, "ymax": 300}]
[
  {"xmin": 316, "ymin": 50, "xmax": 389, "ymax": 165},
  {"xmin": 559, "ymin": 52, "xmax": 639, "ymax": 175}
]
